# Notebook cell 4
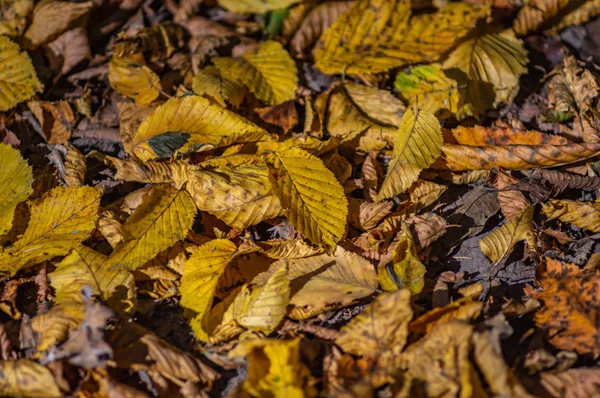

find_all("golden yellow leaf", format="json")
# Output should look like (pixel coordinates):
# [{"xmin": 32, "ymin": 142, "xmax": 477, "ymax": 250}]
[
  {"xmin": 0, "ymin": 0, "xmax": 33, "ymax": 37},
  {"xmin": 377, "ymin": 107, "xmax": 442, "ymax": 200},
  {"xmin": 267, "ymin": 147, "xmax": 348, "ymax": 248},
  {"xmin": 379, "ymin": 224, "xmax": 426, "ymax": 294},
  {"xmin": 108, "ymin": 54, "xmax": 162, "ymax": 105},
  {"xmin": 394, "ymin": 63, "xmax": 459, "ymax": 116},
  {"xmin": 180, "ymin": 239, "xmax": 237, "ymax": 341},
  {"xmin": 23, "ymin": 0, "xmax": 93, "ymax": 49},
  {"xmin": 0, "ymin": 144, "xmax": 32, "ymax": 235},
  {"xmin": 63, "ymin": 143, "xmax": 86, "ymax": 186},
  {"xmin": 218, "ymin": 0, "xmax": 297, "ymax": 15},
  {"xmin": 213, "ymin": 263, "xmax": 290, "ymax": 340},
  {"xmin": 181, "ymin": 163, "xmax": 284, "ymax": 231},
  {"xmin": 442, "ymin": 30, "xmax": 528, "ymax": 118},
  {"xmin": 104, "ymin": 184, "xmax": 196, "ymax": 271},
  {"xmin": 438, "ymin": 141, "xmax": 600, "ymax": 171},
  {"xmin": 0, "ymin": 360, "xmax": 61, "ymax": 397},
  {"xmin": 213, "ymin": 40, "xmax": 298, "ymax": 105},
  {"xmin": 0, "ymin": 36, "xmax": 43, "ymax": 111},
  {"xmin": 132, "ymin": 95, "xmax": 270, "ymax": 161},
  {"xmin": 281, "ymin": 246, "xmax": 378, "ymax": 320},
  {"xmin": 256, "ymin": 136, "xmax": 341, "ymax": 156},
  {"xmin": 315, "ymin": 0, "xmax": 483, "ymax": 74},
  {"xmin": 336, "ymin": 289, "xmax": 413, "ymax": 357},
  {"xmin": 192, "ymin": 65, "xmax": 246, "ymax": 107},
  {"xmin": 343, "ymin": 82, "xmax": 405, "ymax": 127},
  {"xmin": 480, "ymin": 206, "xmax": 534, "ymax": 266},
  {"xmin": 97, "ymin": 210, "xmax": 124, "ymax": 248},
  {"xmin": 228, "ymin": 338, "xmax": 315, "ymax": 398},
  {"xmin": 542, "ymin": 199, "xmax": 600, "ymax": 232},
  {"xmin": 117, "ymin": 102, "xmax": 158, "ymax": 154},
  {"xmin": 104, "ymin": 156, "xmax": 186, "ymax": 184},
  {"xmin": 0, "ymin": 186, "xmax": 101, "ymax": 275},
  {"xmin": 258, "ymin": 239, "xmax": 324, "ymax": 259}
]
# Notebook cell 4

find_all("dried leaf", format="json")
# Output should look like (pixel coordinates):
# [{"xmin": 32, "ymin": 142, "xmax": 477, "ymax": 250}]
[
  {"xmin": 542, "ymin": 200, "xmax": 600, "ymax": 232},
  {"xmin": 379, "ymin": 224, "xmax": 426, "ymax": 294},
  {"xmin": 0, "ymin": 36, "xmax": 43, "ymax": 111},
  {"xmin": 46, "ymin": 26, "xmax": 91, "ymax": 76},
  {"xmin": 28, "ymin": 100, "xmax": 76, "ymax": 144},
  {"xmin": 112, "ymin": 22, "xmax": 186, "ymax": 61},
  {"xmin": 495, "ymin": 170, "xmax": 530, "ymax": 220},
  {"xmin": 480, "ymin": 206, "xmax": 534, "ymax": 266},
  {"xmin": 0, "ymin": 360, "xmax": 61, "ymax": 397},
  {"xmin": 108, "ymin": 54, "xmax": 162, "ymax": 105},
  {"xmin": 514, "ymin": 0, "xmax": 569, "ymax": 35},
  {"xmin": 451, "ymin": 125, "xmax": 569, "ymax": 146},
  {"xmin": 192, "ymin": 65, "xmax": 246, "ymax": 107},
  {"xmin": 0, "ymin": 143, "xmax": 33, "ymax": 235},
  {"xmin": 0, "ymin": 0, "xmax": 33, "ymax": 37},
  {"xmin": 218, "ymin": 0, "xmax": 298, "ymax": 14},
  {"xmin": 62, "ymin": 144, "xmax": 86, "ymax": 186},
  {"xmin": 214, "ymin": 40, "xmax": 298, "ymax": 105},
  {"xmin": 548, "ymin": 56, "xmax": 599, "ymax": 117}
]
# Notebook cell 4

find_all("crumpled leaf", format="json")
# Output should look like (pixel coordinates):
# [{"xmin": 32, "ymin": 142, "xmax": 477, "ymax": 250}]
[
  {"xmin": 542, "ymin": 199, "xmax": 600, "ymax": 232},
  {"xmin": 480, "ymin": 206, "xmax": 534, "ymax": 266},
  {"xmin": 191, "ymin": 65, "xmax": 246, "ymax": 107},
  {"xmin": 0, "ymin": 143, "xmax": 33, "ymax": 235},
  {"xmin": 214, "ymin": 40, "xmax": 298, "ymax": 105},
  {"xmin": 394, "ymin": 64, "xmax": 459, "ymax": 116},
  {"xmin": 104, "ymin": 184, "xmax": 196, "ymax": 271},
  {"xmin": 131, "ymin": 95, "xmax": 269, "ymax": 161},
  {"xmin": 513, "ymin": 0, "xmax": 569, "ymax": 35},
  {"xmin": 228, "ymin": 338, "xmax": 315, "ymax": 397},
  {"xmin": 28, "ymin": 100, "xmax": 76, "ymax": 144},
  {"xmin": 180, "ymin": 239, "xmax": 237, "ymax": 341},
  {"xmin": 551, "ymin": 0, "xmax": 600, "ymax": 33},
  {"xmin": 62, "ymin": 143, "xmax": 86, "ymax": 186},
  {"xmin": 218, "ymin": 0, "xmax": 298, "ymax": 14},
  {"xmin": 23, "ymin": 0, "xmax": 93, "ymax": 49},
  {"xmin": 0, "ymin": 36, "xmax": 43, "ymax": 111},
  {"xmin": 495, "ymin": 170, "xmax": 530, "ymax": 220},
  {"xmin": 336, "ymin": 289, "xmax": 412, "ymax": 362},
  {"xmin": 0, "ymin": 360, "xmax": 61, "ymax": 397},
  {"xmin": 442, "ymin": 29, "xmax": 528, "ymax": 118},
  {"xmin": 46, "ymin": 26, "xmax": 91, "ymax": 77},
  {"xmin": 117, "ymin": 102, "xmax": 158, "ymax": 153},
  {"xmin": 112, "ymin": 22, "xmax": 186, "ymax": 62},
  {"xmin": 379, "ymin": 224, "xmax": 426, "ymax": 294},
  {"xmin": 268, "ymin": 147, "xmax": 348, "ymax": 248},
  {"xmin": 548, "ymin": 56, "xmax": 599, "ymax": 118},
  {"xmin": 525, "ymin": 258, "xmax": 600, "ymax": 357},
  {"xmin": 0, "ymin": 0, "xmax": 34, "ymax": 37},
  {"xmin": 315, "ymin": 0, "xmax": 483, "ymax": 74},
  {"xmin": 109, "ymin": 54, "xmax": 162, "ymax": 105},
  {"xmin": 0, "ymin": 186, "xmax": 101, "ymax": 275},
  {"xmin": 377, "ymin": 107, "xmax": 442, "ymax": 200}
]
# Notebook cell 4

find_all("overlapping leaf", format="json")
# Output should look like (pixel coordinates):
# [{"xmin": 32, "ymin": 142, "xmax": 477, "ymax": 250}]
[
  {"xmin": 543, "ymin": 199, "xmax": 600, "ymax": 232},
  {"xmin": 480, "ymin": 206, "xmax": 534, "ymax": 266},
  {"xmin": 0, "ymin": 36, "xmax": 43, "ymax": 111},
  {"xmin": 0, "ymin": 144, "xmax": 32, "ymax": 235},
  {"xmin": 108, "ymin": 54, "xmax": 162, "ymax": 105}
]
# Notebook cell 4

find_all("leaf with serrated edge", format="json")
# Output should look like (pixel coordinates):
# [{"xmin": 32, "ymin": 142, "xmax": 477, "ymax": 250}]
[
  {"xmin": 180, "ymin": 239, "xmax": 237, "ymax": 341},
  {"xmin": 378, "ymin": 107, "xmax": 442, "ymax": 200},
  {"xmin": 0, "ymin": 144, "xmax": 32, "ymax": 235},
  {"xmin": 268, "ymin": 147, "xmax": 348, "ymax": 248},
  {"xmin": 0, "ymin": 36, "xmax": 43, "ymax": 111},
  {"xmin": 214, "ymin": 40, "xmax": 298, "ymax": 105},
  {"xmin": 0, "ymin": 186, "xmax": 101, "ymax": 275},
  {"xmin": 543, "ymin": 200, "xmax": 600, "ymax": 232},
  {"xmin": 132, "ymin": 95, "xmax": 270, "ymax": 161},
  {"xmin": 104, "ymin": 184, "xmax": 196, "ymax": 271},
  {"xmin": 192, "ymin": 66, "xmax": 246, "ymax": 107},
  {"xmin": 480, "ymin": 206, "xmax": 534, "ymax": 265}
]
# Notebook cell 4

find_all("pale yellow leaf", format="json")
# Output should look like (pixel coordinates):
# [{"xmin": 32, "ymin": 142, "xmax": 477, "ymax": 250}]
[
  {"xmin": 268, "ymin": 147, "xmax": 348, "ymax": 248},
  {"xmin": 480, "ymin": 206, "xmax": 534, "ymax": 265},
  {"xmin": 336, "ymin": 289, "xmax": 412, "ymax": 357},
  {"xmin": 218, "ymin": 0, "xmax": 297, "ymax": 15},
  {"xmin": 132, "ymin": 95, "xmax": 270, "ymax": 161},
  {"xmin": 315, "ymin": 0, "xmax": 484, "ymax": 74},
  {"xmin": 104, "ymin": 184, "xmax": 196, "ymax": 271},
  {"xmin": 0, "ymin": 36, "xmax": 43, "ymax": 111},
  {"xmin": 0, "ymin": 186, "xmax": 101, "ymax": 275},
  {"xmin": 377, "ymin": 107, "xmax": 442, "ymax": 200},
  {"xmin": 0, "ymin": 360, "xmax": 61, "ymax": 397},
  {"xmin": 180, "ymin": 239, "xmax": 237, "ymax": 341},
  {"xmin": 214, "ymin": 40, "xmax": 298, "ymax": 105},
  {"xmin": 109, "ymin": 54, "xmax": 162, "ymax": 105},
  {"xmin": 0, "ymin": 144, "xmax": 33, "ymax": 235}
]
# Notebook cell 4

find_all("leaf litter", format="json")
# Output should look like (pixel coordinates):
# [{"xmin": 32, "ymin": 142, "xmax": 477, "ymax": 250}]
[{"xmin": 4, "ymin": 0, "xmax": 600, "ymax": 396}]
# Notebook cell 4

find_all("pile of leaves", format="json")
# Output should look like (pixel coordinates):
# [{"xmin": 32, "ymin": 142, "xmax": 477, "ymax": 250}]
[{"xmin": 4, "ymin": 0, "xmax": 600, "ymax": 395}]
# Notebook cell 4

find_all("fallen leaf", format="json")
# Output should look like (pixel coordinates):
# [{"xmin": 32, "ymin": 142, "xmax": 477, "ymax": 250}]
[
  {"xmin": 0, "ymin": 143, "xmax": 33, "ymax": 235},
  {"xmin": 542, "ymin": 199, "xmax": 600, "ymax": 232},
  {"xmin": 480, "ymin": 206, "xmax": 534, "ymax": 267},
  {"xmin": 0, "ymin": 359, "xmax": 61, "ymax": 397},
  {"xmin": 0, "ymin": 36, "xmax": 43, "ymax": 111},
  {"xmin": 192, "ymin": 65, "xmax": 246, "ymax": 107},
  {"xmin": 0, "ymin": 0, "xmax": 33, "ymax": 37},
  {"xmin": 62, "ymin": 143, "xmax": 86, "ymax": 186},
  {"xmin": 218, "ymin": 0, "xmax": 298, "ymax": 14},
  {"xmin": 108, "ymin": 54, "xmax": 162, "ymax": 105}
]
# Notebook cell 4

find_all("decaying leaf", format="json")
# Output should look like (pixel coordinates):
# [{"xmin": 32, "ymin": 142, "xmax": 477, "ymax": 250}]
[
  {"xmin": 218, "ymin": 0, "xmax": 298, "ymax": 14},
  {"xmin": 0, "ymin": 36, "xmax": 43, "ymax": 111},
  {"xmin": 0, "ymin": 0, "xmax": 33, "ymax": 37},
  {"xmin": 480, "ymin": 206, "xmax": 534, "ymax": 266},
  {"xmin": 0, "ymin": 359, "xmax": 61, "ymax": 397},
  {"xmin": 548, "ymin": 56, "xmax": 599, "ymax": 118},
  {"xmin": 542, "ymin": 200, "xmax": 600, "ymax": 232},
  {"xmin": 108, "ymin": 54, "xmax": 162, "ymax": 105},
  {"xmin": 379, "ymin": 224, "xmax": 426, "ymax": 294}
]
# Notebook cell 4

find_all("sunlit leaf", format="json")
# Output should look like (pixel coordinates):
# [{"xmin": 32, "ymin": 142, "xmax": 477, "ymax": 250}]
[
  {"xmin": 480, "ymin": 206, "xmax": 534, "ymax": 265},
  {"xmin": 112, "ymin": 22, "xmax": 186, "ymax": 61},
  {"xmin": 109, "ymin": 54, "xmax": 162, "ymax": 105},
  {"xmin": 192, "ymin": 65, "xmax": 246, "ymax": 107},
  {"xmin": 542, "ymin": 199, "xmax": 600, "ymax": 232},
  {"xmin": 218, "ymin": 0, "xmax": 298, "ymax": 14},
  {"xmin": 0, "ymin": 36, "xmax": 43, "ymax": 111},
  {"xmin": 379, "ymin": 224, "xmax": 426, "ymax": 294},
  {"xmin": 0, "ymin": 144, "xmax": 32, "ymax": 235}
]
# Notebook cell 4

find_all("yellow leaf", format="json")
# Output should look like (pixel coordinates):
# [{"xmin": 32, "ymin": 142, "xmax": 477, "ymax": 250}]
[
  {"xmin": 0, "ymin": 360, "xmax": 61, "ymax": 397},
  {"xmin": 548, "ymin": 56, "xmax": 599, "ymax": 117},
  {"xmin": 214, "ymin": 263, "xmax": 290, "ymax": 340},
  {"xmin": 27, "ymin": 100, "xmax": 76, "ymax": 144},
  {"xmin": 443, "ymin": 30, "xmax": 528, "ymax": 118},
  {"xmin": 23, "ymin": 0, "xmax": 93, "ymax": 49},
  {"xmin": 394, "ymin": 63, "xmax": 459, "ymax": 116},
  {"xmin": 0, "ymin": 186, "xmax": 101, "ymax": 275},
  {"xmin": 0, "ymin": 144, "xmax": 32, "ymax": 235},
  {"xmin": 377, "ymin": 107, "xmax": 442, "ymax": 200},
  {"xmin": 117, "ymin": 102, "xmax": 158, "ymax": 154},
  {"xmin": 281, "ymin": 246, "xmax": 378, "ymax": 320},
  {"xmin": 379, "ymin": 224, "xmax": 426, "ymax": 294},
  {"xmin": 514, "ymin": 0, "xmax": 568, "ymax": 35},
  {"xmin": 542, "ymin": 200, "xmax": 600, "ymax": 232},
  {"xmin": 229, "ymin": 338, "xmax": 315, "ymax": 398},
  {"xmin": 0, "ymin": 0, "xmax": 33, "ymax": 37},
  {"xmin": 104, "ymin": 184, "xmax": 196, "ymax": 271},
  {"xmin": 343, "ymin": 82, "xmax": 405, "ymax": 126},
  {"xmin": 181, "ymin": 163, "xmax": 284, "ymax": 231},
  {"xmin": 480, "ymin": 206, "xmax": 534, "ymax": 266},
  {"xmin": 63, "ymin": 143, "xmax": 86, "ymax": 186},
  {"xmin": 104, "ymin": 156, "xmax": 186, "ymax": 184},
  {"xmin": 108, "ymin": 54, "xmax": 162, "ymax": 105},
  {"xmin": 192, "ymin": 65, "xmax": 246, "ymax": 107},
  {"xmin": 132, "ymin": 95, "xmax": 270, "ymax": 161},
  {"xmin": 0, "ymin": 36, "xmax": 43, "ymax": 111},
  {"xmin": 214, "ymin": 41, "xmax": 297, "ymax": 105},
  {"xmin": 180, "ymin": 239, "xmax": 237, "ymax": 341},
  {"xmin": 268, "ymin": 147, "xmax": 348, "ymax": 248},
  {"xmin": 258, "ymin": 239, "xmax": 324, "ymax": 259},
  {"xmin": 336, "ymin": 289, "xmax": 413, "ymax": 357},
  {"xmin": 315, "ymin": 0, "xmax": 484, "ymax": 74},
  {"xmin": 218, "ymin": 0, "xmax": 298, "ymax": 15}
]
